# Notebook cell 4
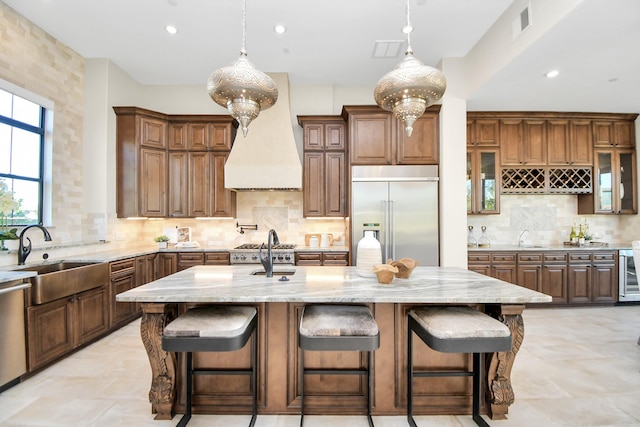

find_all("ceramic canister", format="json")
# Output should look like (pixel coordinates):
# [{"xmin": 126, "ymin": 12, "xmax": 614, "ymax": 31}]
[{"xmin": 356, "ymin": 230, "xmax": 382, "ymax": 277}]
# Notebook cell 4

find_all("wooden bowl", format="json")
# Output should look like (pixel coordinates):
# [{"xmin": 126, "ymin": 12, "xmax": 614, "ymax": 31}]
[
  {"xmin": 391, "ymin": 258, "xmax": 418, "ymax": 278},
  {"xmin": 373, "ymin": 264, "xmax": 398, "ymax": 284}
]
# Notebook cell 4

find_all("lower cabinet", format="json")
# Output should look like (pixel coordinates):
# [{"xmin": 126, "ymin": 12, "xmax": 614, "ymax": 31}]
[
  {"xmin": 27, "ymin": 285, "xmax": 109, "ymax": 371},
  {"xmin": 295, "ymin": 251, "xmax": 349, "ymax": 266},
  {"xmin": 156, "ymin": 252, "xmax": 178, "ymax": 278},
  {"xmin": 110, "ymin": 258, "xmax": 139, "ymax": 329},
  {"xmin": 469, "ymin": 250, "xmax": 617, "ymax": 305}
]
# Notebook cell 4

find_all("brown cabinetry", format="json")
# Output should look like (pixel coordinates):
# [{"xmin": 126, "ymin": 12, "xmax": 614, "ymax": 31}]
[
  {"xmin": 593, "ymin": 120, "xmax": 635, "ymax": 148},
  {"xmin": 115, "ymin": 107, "xmax": 237, "ymax": 218},
  {"xmin": 295, "ymin": 251, "xmax": 349, "ymax": 266},
  {"xmin": 500, "ymin": 119, "xmax": 547, "ymax": 165},
  {"xmin": 109, "ymin": 258, "xmax": 139, "ymax": 329},
  {"xmin": 298, "ymin": 116, "xmax": 347, "ymax": 217},
  {"xmin": 156, "ymin": 252, "xmax": 178, "ymax": 279},
  {"xmin": 467, "ymin": 149, "xmax": 499, "ymax": 214},
  {"xmin": 467, "ymin": 118, "xmax": 500, "ymax": 147},
  {"xmin": 516, "ymin": 252, "xmax": 543, "ymax": 291},
  {"xmin": 541, "ymin": 252, "xmax": 568, "ymax": 304},
  {"xmin": 27, "ymin": 285, "xmax": 108, "ymax": 371},
  {"xmin": 547, "ymin": 119, "xmax": 592, "ymax": 165},
  {"xmin": 342, "ymin": 105, "xmax": 439, "ymax": 165}
]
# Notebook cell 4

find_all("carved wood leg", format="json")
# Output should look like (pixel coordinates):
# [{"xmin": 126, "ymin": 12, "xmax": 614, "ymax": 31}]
[
  {"xmin": 485, "ymin": 304, "xmax": 525, "ymax": 420},
  {"xmin": 140, "ymin": 302, "xmax": 178, "ymax": 420}
]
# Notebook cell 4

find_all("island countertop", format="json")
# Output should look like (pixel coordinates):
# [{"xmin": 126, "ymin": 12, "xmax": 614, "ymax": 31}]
[{"xmin": 116, "ymin": 265, "xmax": 551, "ymax": 304}]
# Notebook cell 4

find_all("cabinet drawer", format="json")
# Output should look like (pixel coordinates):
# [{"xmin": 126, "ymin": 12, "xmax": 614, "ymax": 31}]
[
  {"xmin": 593, "ymin": 252, "xmax": 615, "ymax": 263},
  {"xmin": 517, "ymin": 253, "xmax": 543, "ymax": 263},
  {"xmin": 322, "ymin": 252, "xmax": 349, "ymax": 266},
  {"xmin": 491, "ymin": 253, "xmax": 516, "ymax": 263},
  {"xmin": 295, "ymin": 252, "xmax": 322, "ymax": 266},
  {"xmin": 178, "ymin": 253, "xmax": 205, "ymax": 262},
  {"xmin": 569, "ymin": 252, "xmax": 593, "ymax": 263},
  {"xmin": 205, "ymin": 252, "xmax": 230, "ymax": 265},
  {"xmin": 468, "ymin": 253, "xmax": 491, "ymax": 263},
  {"xmin": 543, "ymin": 252, "xmax": 568, "ymax": 263},
  {"xmin": 109, "ymin": 258, "xmax": 135, "ymax": 276}
]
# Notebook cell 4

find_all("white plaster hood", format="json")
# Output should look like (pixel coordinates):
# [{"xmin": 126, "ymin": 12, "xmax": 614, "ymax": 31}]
[{"xmin": 224, "ymin": 73, "xmax": 302, "ymax": 191}]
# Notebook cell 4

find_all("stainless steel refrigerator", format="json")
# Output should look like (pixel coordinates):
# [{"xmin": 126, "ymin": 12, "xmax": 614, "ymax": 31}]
[{"xmin": 351, "ymin": 165, "xmax": 439, "ymax": 266}]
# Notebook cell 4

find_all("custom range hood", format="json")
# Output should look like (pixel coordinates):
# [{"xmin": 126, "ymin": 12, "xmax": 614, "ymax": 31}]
[{"xmin": 224, "ymin": 73, "xmax": 302, "ymax": 191}]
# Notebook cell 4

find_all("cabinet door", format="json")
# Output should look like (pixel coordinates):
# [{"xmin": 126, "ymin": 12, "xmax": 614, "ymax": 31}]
[
  {"xmin": 303, "ymin": 152, "xmax": 324, "ymax": 216},
  {"xmin": 517, "ymin": 264, "xmax": 542, "ymax": 291},
  {"xmin": 349, "ymin": 112, "xmax": 394, "ymax": 165},
  {"xmin": 568, "ymin": 264, "xmax": 592, "ymax": 303},
  {"xmin": 590, "ymin": 150, "xmax": 637, "ymax": 214},
  {"xmin": 140, "ymin": 116, "xmax": 167, "ymax": 149},
  {"xmin": 303, "ymin": 123, "xmax": 324, "ymax": 150},
  {"xmin": 491, "ymin": 265, "xmax": 516, "ymax": 283},
  {"xmin": 396, "ymin": 113, "xmax": 438, "ymax": 164},
  {"xmin": 547, "ymin": 119, "xmax": 570, "ymax": 165},
  {"xmin": 467, "ymin": 149, "xmax": 499, "ymax": 214},
  {"xmin": 592, "ymin": 263, "xmax": 617, "ymax": 303},
  {"xmin": 76, "ymin": 286, "xmax": 109, "ymax": 345},
  {"xmin": 211, "ymin": 153, "xmax": 236, "ymax": 217},
  {"xmin": 168, "ymin": 152, "xmax": 188, "ymax": 217},
  {"xmin": 168, "ymin": 122, "xmax": 188, "ymax": 150},
  {"xmin": 139, "ymin": 148, "xmax": 167, "ymax": 217},
  {"xmin": 468, "ymin": 118, "xmax": 500, "ymax": 147},
  {"xmin": 593, "ymin": 120, "xmax": 635, "ymax": 148},
  {"xmin": 156, "ymin": 253, "xmax": 177, "ymax": 279},
  {"xmin": 187, "ymin": 122, "xmax": 209, "ymax": 150},
  {"xmin": 541, "ymin": 264, "xmax": 567, "ymax": 304},
  {"xmin": 618, "ymin": 150, "xmax": 637, "ymax": 214},
  {"xmin": 569, "ymin": 119, "xmax": 593, "ymax": 165},
  {"xmin": 325, "ymin": 123, "xmax": 345, "ymax": 150},
  {"xmin": 614, "ymin": 121, "xmax": 635, "ymax": 148},
  {"xmin": 593, "ymin": 121, "xmax": 614, "ymax": 147},
  {"xmin": 324, "ymin": 152, "xmax": 346, "ymax": 216},
  {"xmin": 27, "ymin": 298, "xmax": 75, "ymax": 370},
  {"xmin": 523, "ymin": 119, "xmax": 547, "ymax": 164},
  {"xmin": 209, "ymin": 123, "xmax": 233, "ymax": 151},
  {"xmin": 110, "ymin": 272, "xmax": 137, "ymax": 328},
  {"xmin": 500, "ymin": 119, "xmax": 524, "ymax": 165},
  {"xmin": 189, "ymin": 152, "xmax": 210, "ymax": 217}
]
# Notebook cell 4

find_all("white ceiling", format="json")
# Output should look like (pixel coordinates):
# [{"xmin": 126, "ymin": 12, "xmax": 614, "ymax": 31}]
[{"xmin": 3, "ymin": 0, "xmax": 640, "ymax": 114}]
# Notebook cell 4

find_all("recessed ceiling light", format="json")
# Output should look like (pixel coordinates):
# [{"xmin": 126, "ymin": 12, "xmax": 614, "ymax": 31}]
[
  {"xmin": 545, "ymin": 70, "xmax": 559, "ymax": 78},
  {"xmin": 402, "ymin": 25, "xmax": 413, "ymax": 34},
  {"xmin": 274, "ymin": 25, "xmax": 286, "ymax": 34},
  {"xmin": 166, "ymin": 25, "xmax": 178, "ymax": 34}
]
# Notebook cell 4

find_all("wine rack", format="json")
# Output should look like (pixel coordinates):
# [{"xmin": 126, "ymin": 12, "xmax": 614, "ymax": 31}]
[{"xmin": 501, "ymin": 167, "xmax": 592, "ymax": 194}]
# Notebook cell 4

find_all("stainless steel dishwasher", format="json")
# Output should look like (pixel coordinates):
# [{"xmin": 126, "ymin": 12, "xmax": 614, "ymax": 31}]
[{"xmin": 0, "ymin": 279, "xmax": 29, "ymax": 391}]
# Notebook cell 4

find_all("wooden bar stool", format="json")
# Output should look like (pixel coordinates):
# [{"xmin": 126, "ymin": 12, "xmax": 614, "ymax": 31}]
[
  {"xmin": 299, "ymin": 304, "xmax": 380, "ymax": 427},
  {"xmin": 162, "ymin": 305, "xmax": 258, "ymax": 427},
  {"xmin": 407, "ymin": 306, "xmax": 512, "ymax": 427}
]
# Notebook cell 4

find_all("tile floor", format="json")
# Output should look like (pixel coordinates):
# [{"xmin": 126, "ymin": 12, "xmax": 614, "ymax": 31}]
[{"xmin": 0, "ymin": 305, "xmax": 639, "ymax": 427}]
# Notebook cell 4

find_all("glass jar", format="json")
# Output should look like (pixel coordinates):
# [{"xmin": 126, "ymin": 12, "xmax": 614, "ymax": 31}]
[
  {"xmin": 467, "ymin": 226, "xmax": 477, "ymax": 248},
  {"xmin": 478, "ymin": 226, "xmax": 490, "ymax": 248}
]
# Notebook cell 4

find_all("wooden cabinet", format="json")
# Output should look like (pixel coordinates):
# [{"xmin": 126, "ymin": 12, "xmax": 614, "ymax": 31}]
[
  {"xmin": 578, "ymin": 149, "xmax": 637, "ymax": 214},
  {"xmin": 342, "ymin": 105, "xmax": 439, "ymax": 165},
  {"xmin": 177, "ymin": 252, "xmax": 205, "ymax": 271},
  {"xmin": 109, "ymin": 258, "xmax": 139, "ymax": 329},
  {"xmin": 298, "ymin": 116, "xmax": 347, "ymax": 218},
  {"xmin": 469, "ymin": 249, "xmax": 617, "ymax": 306},
  {"xmin": 156, "ymin": 252, "xmax": 178, "ymax": 279},
  {"xmin": 115, "ymin": 107, "xmax": 237, "ymax": 218},
  {"xmin": 500, "ymin": 119, "xmax": 546, "ymax": 165},
  {"xmin": 467, "ymin": 118, "xmax": 499, "ymax": 147},
  {"xmin": 27, "ymin": 285, "xmax": 108, "ymax": 371},
  {"xmin": 295, "ymin": 251, "xmax": 349, "ymax": 266},
  {"xmin": 467, "ymin": 149, "xmax": 499, "ymax": 214},
  {"xmin": 205, "ymin": 252, "xmax": 231, "ymax": 265},
  {"xmin": 547, "ymin": 119, "xmax": 593, "ymax": 165},
  {"xmin": 593, "ymin": 120, "xmax": 635, "ymax": 148}
]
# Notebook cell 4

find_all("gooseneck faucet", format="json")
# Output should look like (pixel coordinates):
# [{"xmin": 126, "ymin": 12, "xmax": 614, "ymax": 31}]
[
  {"xmin": 259, "ymin": 229, "xmax": 280, "ymax": 278},
  {"xmin": 18, "ymin": 224, "xmax": 52, "ymax": 265},
  {"xmin": 518, "ymin": 229, "xmax": 529, "ymax": 247}
]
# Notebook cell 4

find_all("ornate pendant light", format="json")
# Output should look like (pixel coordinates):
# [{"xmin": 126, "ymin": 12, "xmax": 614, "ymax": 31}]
[
  {"xmin": 374, "ymin": 0, "xmax": 446, "ymax": 137},
  {"xmin": 207, "ymin": 0, "xmax": 278, "ymax": 137}
]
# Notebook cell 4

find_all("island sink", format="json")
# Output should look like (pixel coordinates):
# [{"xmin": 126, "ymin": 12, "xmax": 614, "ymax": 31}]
[{"xmin": 250, "ymin": 268, "xmax": 296, "ymax": 276}]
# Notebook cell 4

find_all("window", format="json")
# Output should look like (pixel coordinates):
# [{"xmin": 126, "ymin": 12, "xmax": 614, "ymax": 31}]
[{"xmin": 0, "ymin": 87, "xmax": 46, "ymax": 227}]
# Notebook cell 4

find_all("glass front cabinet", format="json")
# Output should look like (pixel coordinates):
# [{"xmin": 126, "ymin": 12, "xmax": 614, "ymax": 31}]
[
  {"xmin": 579, "ymin": 149, "xmax": 637, "ymax": 214},
  {"xmin": 467, "ymin": 149, "xmax": 499, "ymax": 214}
]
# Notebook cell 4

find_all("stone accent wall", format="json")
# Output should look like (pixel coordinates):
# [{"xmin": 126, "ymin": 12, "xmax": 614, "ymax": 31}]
[{"xmin": 0, "ymin": 2, "xmax": 85, "ymax": 243}]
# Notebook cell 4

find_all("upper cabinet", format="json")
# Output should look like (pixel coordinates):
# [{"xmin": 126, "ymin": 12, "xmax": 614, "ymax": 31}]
[
  {"xmin": 500, "ymin": 119, "xmax": 547, "ymax": 166},
  {"xmin": 342, "ymin": 105, "xmax": 440, "ymax": 166},
  {"xmin": 298, "ymin": 116, "xmax": 347, "ymax": 218},
  {"xmin": 593, "ymin": 120, "xmax": 635, "ymax": 148},
  {"xmin": 547, "ymin": 119, "xmax": 593, "ymax": 166},
  {"xmin": 467, "ymin": 119, "xmax": 499, "ymax": 147},
  {"xmin": 115, "ymin": 107, "xmax": 237, "ymax": 219}
]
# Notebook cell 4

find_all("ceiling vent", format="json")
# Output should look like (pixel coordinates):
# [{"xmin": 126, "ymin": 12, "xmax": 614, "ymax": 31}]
[
  {"xmin": 372, "ymin": 40, "xmax": 404, "ymax": 58},
  {"xmin": 512, "ymin": 3, "xmax": 532, "ymax": 39}
]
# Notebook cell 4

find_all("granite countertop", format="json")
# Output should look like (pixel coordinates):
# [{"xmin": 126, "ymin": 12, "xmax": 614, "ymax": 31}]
[
  {"xmin": 469, "ymin": 242, "xmax": 631, "ymax": 251},
  {"xmin": 116, "ymin": 265, "xmax": 552, "ymax": 304},
  {"xmin": 0, "ymin": 271, "xmax": 36, "ymax": 287}
]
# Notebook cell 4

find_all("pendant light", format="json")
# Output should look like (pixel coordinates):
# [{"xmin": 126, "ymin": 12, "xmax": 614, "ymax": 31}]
[
  {"xmin": 374, "ymin": 0, "xmax": 446, "ymax": 137},
  {"xmin": 207, "ymin": 0, "xmax": 278, "ymax": 137}
]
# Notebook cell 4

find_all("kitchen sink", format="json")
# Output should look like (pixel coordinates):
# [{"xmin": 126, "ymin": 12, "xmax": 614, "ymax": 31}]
[
  {"xmin": 17, "ymin": 261, "xmax": 109, "ymax": 305},
  {"xmin": 250, "ymin": 269, "xmax": 296, "ymax": 276}
]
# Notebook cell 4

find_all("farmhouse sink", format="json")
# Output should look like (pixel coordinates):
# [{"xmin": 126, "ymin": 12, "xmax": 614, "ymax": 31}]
[{"xmin": 17, "ymin": 261, "xmax": 109, "ymax": 305}]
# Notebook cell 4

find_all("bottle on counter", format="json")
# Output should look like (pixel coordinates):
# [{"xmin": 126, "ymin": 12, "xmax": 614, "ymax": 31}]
[
  {"xmin": 356, "ymin": 230, "xmax": 382, "ymax": 277},
  {"xmin": 478, "ymin": 226, "xmax": 490, "ymax": 248},
  {"xmin": 467, "ymin": 226, "xmax": 477, "ymax": 248},
  {"xmin": 578, "ymin": 224, "xmax": 585, "ymax": 246},
  {"xmin": 569, "ymin": 225, "xmax": 577, "ymax": 244}
]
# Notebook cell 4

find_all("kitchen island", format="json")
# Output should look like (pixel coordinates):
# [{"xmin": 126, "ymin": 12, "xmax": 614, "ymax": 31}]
[{"xmin": 117, "ymin": 265, "xmax": 551, "ymax": 421}]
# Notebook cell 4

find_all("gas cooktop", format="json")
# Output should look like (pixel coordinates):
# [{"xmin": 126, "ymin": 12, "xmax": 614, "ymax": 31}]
[{"xmin": 233, "ymin": 243, "xmax": 296, "ymax": 250}]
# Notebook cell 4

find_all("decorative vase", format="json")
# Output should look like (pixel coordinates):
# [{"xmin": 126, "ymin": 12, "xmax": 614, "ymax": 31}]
[
  {"xmin": 158, "ymin": 242, "xmax": 167, "ymax": 249},
  {"xmin": 356, "ymin": 231, "xmax": 382, "ymax": 278}
]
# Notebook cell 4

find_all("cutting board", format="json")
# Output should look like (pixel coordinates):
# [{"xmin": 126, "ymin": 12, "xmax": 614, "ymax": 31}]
[{"xmin": 305, "ymin": 233, "xmax": 333, "ymax": 246}]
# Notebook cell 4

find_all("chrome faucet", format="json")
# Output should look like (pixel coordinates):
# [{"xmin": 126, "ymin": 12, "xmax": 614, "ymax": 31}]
[
  {"xmin": 18, "ymin": 224, "xmax": 52, "ymax": 265},
  {"xmin": 518, "ymin": 229, "xmax": 529, "ymax": 247},
  {"xmin": 259, "ymin": 229, "xmax": 280, "ymax": 278}
]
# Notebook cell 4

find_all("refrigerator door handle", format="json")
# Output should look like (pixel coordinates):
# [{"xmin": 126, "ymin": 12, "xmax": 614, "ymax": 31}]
[
  {"xmin": 389, "ymin": 200, "xmax": 395, "ymax": 260},
  {"xmin": 619, "ymin": 254, "xmax": 627, "ymax": 297}
]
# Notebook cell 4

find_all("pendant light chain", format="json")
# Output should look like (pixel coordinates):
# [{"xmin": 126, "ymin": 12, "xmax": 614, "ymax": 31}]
[
  {"xmin": 405, "ymin": 0, "xmax": 413, "ymax": 54},
  {"xmin": 240, "ymin": 0, "xmax": 247, "ymax": 56}
]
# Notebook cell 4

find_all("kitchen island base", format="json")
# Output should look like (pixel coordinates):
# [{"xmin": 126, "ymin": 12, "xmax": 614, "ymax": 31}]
[{"xmin": 139, "ymin": 302, "xmax": 525, "ymax": 420}]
